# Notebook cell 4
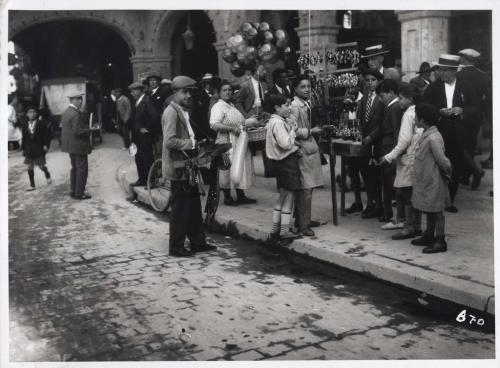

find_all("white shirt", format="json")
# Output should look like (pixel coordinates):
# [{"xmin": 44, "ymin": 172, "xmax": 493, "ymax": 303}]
[
  {"xmin": 387, "ymin": 98, "xmax": 399, "ymax": 109},
  {"xmin": 28, "ymin": 120, "xmax": 36, "ymax": 135},
  {"xmin": 151, "ymin": 87, "xmax": 159, "ymax": 95},
  {"xmin": 251, "ymin": 77, "xmax": 262, "ymax": 108},
  {"xmin": 69, "ymin": 103, "xmax": 80, "ymax": 112},
  {"xmin": 136, "ymin": 93, "xmax": 145, "ymax": 107},
  {"xmin": 444, "ymin": 79, "xmax": 456, "ymax": 108},
  {"xmin": 181, "ymin": 109, "xmax": 196, "ymax": 148},
  {"xmin": 275, "ymin": 84, "xmax": 284, "ymax": 94}
]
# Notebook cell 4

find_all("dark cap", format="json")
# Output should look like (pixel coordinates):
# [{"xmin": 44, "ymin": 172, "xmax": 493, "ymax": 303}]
[
  {"xmin": 361, "ymin": 68, "xmax": 384, "ymax": 80},
  {"xmin": 417, "ymin": 62, "xmax": 432, "ymax": 74}
]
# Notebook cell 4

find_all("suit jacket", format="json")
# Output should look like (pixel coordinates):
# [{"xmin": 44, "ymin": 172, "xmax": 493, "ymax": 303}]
[
  {"xmin": 409, "ymin": 75, "xmax": 431, "ymax": 94},
  {"xmin": 148, "ymin": 88, "xmax": 167, "ymax": 114},
  {"xmin": 371, "ymin": 100, "xmax": 404, "ymax": 155},
  {"xmin": 162, "ymin": 102, "xmax": 197, "ymax": 181},
  {"xmin": 60, "ymin": 105, "xmax": 91, "ymax": 155},
  {"xmin": 191, "ymin": 89, "xmax": 217, "ymax": 140},
  {"xmin": 132, "ymin": 95, "xmax": 159, "ymax": 136},
  {"xmin": 21, "ymin": 119, "xmax": 51, "ymax": 157},
  {"xmin": 234, "ymin": 78, "xmax": 268, "ymax": 118},
  {"xmin": 357, "ymin": 92, "xmax": 385, "ymax": 142},
  {"xmin": 116, "ymin": 95, "xmax": 132, "ymax": 124},
  {"xmin": 457, "ymin": 66, "xmax": 492, "ymax": 122}
]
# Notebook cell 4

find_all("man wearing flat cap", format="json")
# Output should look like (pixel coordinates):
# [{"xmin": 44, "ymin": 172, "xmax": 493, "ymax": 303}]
[
  {"xmin": 362, "ymin": 44, "xmax": 401, "ymax": 81},
  {"xmin": 410, "ymin": 62, "xmax": 432, "ymax": 95},
  {"xmin": 60, "ymin": 93, "xmax": 92, "ymax": 200},
  {"xmin": 162, "ymin": 76, "xmax": 217, "ymax": 257},
  {"xmin": 128, "ymin": 81, "xmax": 159, "ymax": 187},
  {"xmin": 345, "ymin": 68, "xmax": 384, "ymax": 218},
  {"xmin": 423, "ymin": 54, "xmax": 482, "ymax": 213},
  {"xmin": 457, "ymin": 48, "xmax": 493, "ymax": 170}
]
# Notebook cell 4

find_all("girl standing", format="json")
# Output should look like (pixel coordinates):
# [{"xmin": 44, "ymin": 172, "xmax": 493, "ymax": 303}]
[{"xmin": 411, "ymin": 103, "xmax": 452, "ymax": 253}]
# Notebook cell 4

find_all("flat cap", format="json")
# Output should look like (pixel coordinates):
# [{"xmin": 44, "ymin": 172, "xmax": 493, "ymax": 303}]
[
  {"xmin": 68, "ymin": 93, "xmax": 84, "ymax": 99},
  {"xmin": 458, "ymin": 48, "xmax": 481, "ymax": 60},
  {"xmin": 147, "ymin": 73, "xmax": 162, "ymax": 81},
  {"xmin": 171, "ymin": 76, "xmax": 197, "ymax": 90},
  {"xmin": 128, "ymin": 82, "xmax": 145, "ymax": 90}
]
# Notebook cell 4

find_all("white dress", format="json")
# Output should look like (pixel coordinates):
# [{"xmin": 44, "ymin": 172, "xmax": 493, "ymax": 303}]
[
  {"xmin": 210, "ymin": 99, "xmax": 255, "ymax": 190},
  {"xmin": 8, "ymin": 104, "xmax": 22, "ymax": 144}
]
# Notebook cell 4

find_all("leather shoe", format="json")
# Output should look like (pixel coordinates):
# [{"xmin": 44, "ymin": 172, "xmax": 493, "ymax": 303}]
[
  {"xmin": 411, "ymin": 232, "xmax": 434, "ymax": 246},
  {"xmin": 191, "ymin": 243, "xmax": 217, "ymax": 253},
  {"xmin": 74, "ymin": 193, "xmax": 92, "ymax": 200},
  {"xmin": 300, "ymin": 228, "xmax": 315, "ymax": 237},
  {"xmin": 224, "ymin": 197, "xmax": 238, "ymax": 206},
  {"xmin": 445, "ymin": 205, "xmax": 458, "ymax": 213},
  {"xmin": 345, "ymin": 202, "xmax": 363, "ymax": 214},
  {"xmin": 131, "ymin": 180, "xmax": 145, "ymax": 187},
  {"xmin": 309, "ymin": 220, "xmax": 321, "ymax": 227},
  {"xmin": 391, "ymin": 230, "xmax": 422, "ymax": 240},
  {"xmin": 237, "ymin": 196, "xmax": 257, "ymax": 205},
  {"xmin": 169, "ymin": 247, "xmax": 194, "ymax": 257},
  {"xmin": 378, "ymin": 215, "xmax": 392, "ymax": 223},
  {"xmin": 361, "ymin": 207, "xmax": 382, "ymax": 219},
  {"xmin": 471, "ymin": 170, "xmax": 485, "ymax": 190},
  {"xmin": 423, "ymin": 237, "xmax": 447, "ymax": 253}
]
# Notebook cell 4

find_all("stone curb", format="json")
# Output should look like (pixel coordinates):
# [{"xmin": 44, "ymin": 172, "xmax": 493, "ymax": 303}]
[{"xmin": 115, "ymin": 165, "xmax": 495, "ymax": 316}]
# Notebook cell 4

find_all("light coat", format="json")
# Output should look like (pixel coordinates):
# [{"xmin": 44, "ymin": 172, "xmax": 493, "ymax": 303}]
[
  {"xmin": 161, "ymin": 102, "xmax": 196, "ymax": 181},
  {"xmin": 290, "ymin": 96, "xmax": 323, "ymax": 189},
  {"xmin": 60, "ymin": 105, "xmax": 91, "ymax": 155},
  {"xmin": 411, "ymin": 126, "xmax": 452, "ymax": 213}
]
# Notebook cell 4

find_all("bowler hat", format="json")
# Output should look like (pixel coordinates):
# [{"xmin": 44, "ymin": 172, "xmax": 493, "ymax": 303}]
[
  {"xmin": 458, "ymin": 48, "xmax": 481, "ymax": 61},
  {"xmin": 417, "ymin": 62, "xmax": 432, "ymax": 74},
  {"xmin": 361, "ymin": 44, "xmax": 390, "ymax": 58},
  {"xmin": 171, "ymin": 76, "xmax": 197, "ymax": 90},
  {"xmin": 361, "ymin": 67, "xmax": 384, "ymax": 80},
  {"xmin": 434, "ymin": 54, "xmax": 461, "ymax": 68},
  {"xmin": 128, "ymin": 82, "xmax": 145, "ymax": 90}
]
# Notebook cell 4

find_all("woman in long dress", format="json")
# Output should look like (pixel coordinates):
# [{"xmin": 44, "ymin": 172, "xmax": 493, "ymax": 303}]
[
  {"xmin": 8, "ymin": 93, "xmax": 22, "ymax": 150},
  {"xmin": 210, "ymin": 80, "xmax": 257, "ymax": 206}
]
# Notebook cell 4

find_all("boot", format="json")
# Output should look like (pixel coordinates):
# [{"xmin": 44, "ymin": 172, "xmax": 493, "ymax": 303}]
[
  {"xmin": 423, "ymin": 236, "xmax": 447, "ymax": 253},
  {"xmin": 236, "ymin": 189, "xmax": 257, "ymax": 204},
  {"xmin": 411, "ymin": 231, "xmax": 434, "ymax": 246}
]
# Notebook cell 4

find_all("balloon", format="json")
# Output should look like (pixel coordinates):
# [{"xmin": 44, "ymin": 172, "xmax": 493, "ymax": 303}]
[
  {"xmin": 275, "ymin": 29, "xmax": 288, "ymax": 48},
  {"xmin": 236, "ymin": 42, "xmax": 248, "ymax": 54},
  {"xmin": 223, "ymin": 48, "xmax": 237, "ymax": 63},
  {"xmin": 259, "ymin": 22, "xmax": 270, "ymax": 33},
  {"xmin": 276, "ymin": 38, "xmax": 288, "ymax": 49},
  {"xmin": 275, "ymin": 29, "xmax": 287, "ymax": 40},
  {"xmin": 240, "ymin": 22, "xmax": 253, "ymax": 33},
  {"xmin": 237, "ymin": 51, "xmax": 249, "ymax": 65},
  {"xmin": 226, "ymin": 36, "xmax": 235, "ymax": 49},
  {"xmin": 263, "ymin": 30, "xmax": 274, "ymax": 44},
  {"xmin": 244, "ymin": 27, "xmax": 258, "ymax": 41},
  {"xmin": 230, "ymin": 61, "xmax": 245, "ymax": 77},
  {"xmin": 246, "ymin": 46, "xmax": 257, "ymax": 62},
  {"xmin": 283, "ymin": 46, "xmax": 292, "ymax": 60},
  {"xmin": 253, "ymin": 22, "xmax": 260, "ymax": 30},
  {"xmin": 258, "ymin": 44, "xmax": 272, "ymax": 60}
]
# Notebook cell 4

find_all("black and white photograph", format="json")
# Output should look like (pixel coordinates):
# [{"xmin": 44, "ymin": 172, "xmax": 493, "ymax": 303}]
[{"xmin": 1, "ymin": 1, "xmax": 497, "ymax": 366}]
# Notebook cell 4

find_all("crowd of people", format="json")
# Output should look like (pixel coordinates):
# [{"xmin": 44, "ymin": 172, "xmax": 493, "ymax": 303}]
[{"xmin": 9, "ymin": 42, "xmax": 492, "ymax": 258}]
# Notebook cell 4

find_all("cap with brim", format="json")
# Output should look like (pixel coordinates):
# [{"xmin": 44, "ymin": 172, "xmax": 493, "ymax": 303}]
[
  {"xmin": 146, "ymin": 74, "xmax": 162, "ymax": 81},
  {"xmin": 171, "ymin": 76, "xmax": 197, "ymax": 90},
  {"xmin": 26, "ymin": 105, "xmax": 38, "ymax": 112},
  {"xmin": 361, "ymin": 67, "xmax": 384, "ymax": 80},
  {"xmin": 128, "ymin": 82, "xmax": 145, "ymax": 90},
  {"xmin": 458, "ymin": 48, "xmax": 481, "ymax": 60},
  {"xmin": 434, "ymin": 54, "xmax": 461, "ymax": 68},
  {"xmin": 417, "ymin": 62, "xmax": 432, "ymax": 74},
  {"xmin": 361, "ymin": 44, "xmax": 390, "ymax": 58},
  {"xmin": 68, "ymin": 93, "xmax": 84, "ymax": 99},
  {"xmin": 161, "ymin": 78, "xmax": 172, "ymax": 85},
  {"xmin": 201, "ymin": 73, "xmax": 214, "ymax": 82}
]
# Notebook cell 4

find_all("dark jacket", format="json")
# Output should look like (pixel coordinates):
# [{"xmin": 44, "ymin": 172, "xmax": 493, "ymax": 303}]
[
  {"xmin": 234, "ymin": 78, "xmax": 268, "ymax": 118},
  {"xmin": 21, "ymin": 119, "xmax": 51, "ymax": 157},
  {"xmin": 457, "ymin": 66, "xmax": 492, "ymax": 122},
  {"xmin": 357, "ymin": 92, "xmax": 385, "ymax": 142},
  {"xmin": 371, "ymin": 100, "xmax": 404, "ymax": 155},
  {"xmin": 409, "ymin": 75, "xmax": 431, "ymax": 95},
  {"xmin": 148, "ymin": 88, "xmax": 167, "ymax": 114},
  {"xmin": 132, "ymin": 95, "xmax": 159, "ymax": 135},
  {"xmin": 60, "ymin": 105, "xmax": 91, "ymax": 155},
  {"xmin": 191, "ymin": 89, "xmax": 217, "ymax": 140}
]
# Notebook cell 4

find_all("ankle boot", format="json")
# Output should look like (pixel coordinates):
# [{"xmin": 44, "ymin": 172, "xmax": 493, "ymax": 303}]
[
  {"xmin": 411, "ymin": 231, "xmax": 434, "ymax": 246},
  {"xmin": 423, "ymin": 236, "xmax": 447, "ymax": 253}
]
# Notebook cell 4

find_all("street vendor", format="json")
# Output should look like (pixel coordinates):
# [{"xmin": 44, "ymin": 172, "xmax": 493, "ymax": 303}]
[
  {"xmin": 290, "ymin": 75, "xmax": 323, "ymax": 237},
  {"xmin": 162, "ymin": 76, "xmax": 217, "ymax": 257},
  {"xmin": 210, "ymin": 80, "xmax": 257, "ymax": 206}
]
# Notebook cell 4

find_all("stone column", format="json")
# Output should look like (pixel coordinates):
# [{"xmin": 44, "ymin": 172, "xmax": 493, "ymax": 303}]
[
  {"xmin": 295, "ymin": 10, "xmax": 340, "ymax": 52},
  {"xmin": 396, "ymin": 10, "xmax": 451, "ymax": 81},
  {"xmin": 129, "ymin": 54, "xmax": 173, "ymax": 81}
]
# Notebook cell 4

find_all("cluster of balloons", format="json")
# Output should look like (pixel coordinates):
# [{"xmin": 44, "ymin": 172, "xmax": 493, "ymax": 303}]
[{"xmin": 223, "ymin": 22, "xmax": 292, "ymax": 77}]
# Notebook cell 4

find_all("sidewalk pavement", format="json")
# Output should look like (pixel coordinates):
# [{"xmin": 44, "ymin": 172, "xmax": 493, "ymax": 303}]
[{"xmin": 117, "ymin": 152, "xmax": 495, "ymax": 315}]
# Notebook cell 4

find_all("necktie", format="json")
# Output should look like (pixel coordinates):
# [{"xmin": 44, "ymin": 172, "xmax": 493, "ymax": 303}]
[
  {"xmin": 364, "ymin": 92, "xmax": 374, "ymax": 122},
  {"xmin": 258, "ymin": 83, "xmax": 263, "ymax": 100}
]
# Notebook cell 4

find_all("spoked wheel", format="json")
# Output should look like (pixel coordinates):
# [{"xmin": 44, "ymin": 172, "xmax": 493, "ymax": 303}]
[
  {"xmin": 204, "ymin": 158, "xmax": 221, "ymax": 226},
  {"xmin": 147, "ymin": 159, "xmax": 172, "ymax": 212}
]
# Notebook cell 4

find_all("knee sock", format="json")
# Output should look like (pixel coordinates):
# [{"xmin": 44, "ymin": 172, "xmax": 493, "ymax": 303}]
[
  {"xmin": 435, "ymin": 212, "xmax": 445, "ymax": 237},
  {"xmin": 28, "ymin": 169, "xmax": 35, "ymax": 187},
  {"xmin": 41, "ymin": 166, "xmax": 51, "ymax": 179},
  {"xmin": 271, "ymin": 208, "xmax": 281, "ymax": 234},
  {"xmin": 280, "ymin": 212, "xmax": 292, "ymax": 236}
]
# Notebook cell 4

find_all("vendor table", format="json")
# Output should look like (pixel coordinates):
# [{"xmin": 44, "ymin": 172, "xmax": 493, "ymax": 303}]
[{"xmin": 323, "ymin": 139, "xmax": 371, "ymax": 225}]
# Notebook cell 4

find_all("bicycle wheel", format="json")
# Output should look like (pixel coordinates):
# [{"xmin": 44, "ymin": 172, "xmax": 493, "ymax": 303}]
[
  {"xmin": 147, "ymin": 159, "xmax": 171, "ymax": 212},
  {"xmin": 204, "ymin": 158, "xmax": 220, "ymax": 226}
]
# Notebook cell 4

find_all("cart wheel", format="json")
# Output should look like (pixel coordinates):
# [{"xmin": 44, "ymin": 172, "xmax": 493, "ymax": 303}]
[
  {"xmin": 204, "ymin": 159, "xmax": 220, "ymax": 226},
  {"xmin": 147, "ymin": 159, "xmax": 171, "ymax": 212}
]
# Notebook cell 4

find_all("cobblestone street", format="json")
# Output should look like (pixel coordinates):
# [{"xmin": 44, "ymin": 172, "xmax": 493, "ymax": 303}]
[{"xmin": 8, "ymin": 136, "xmax": 495, "ymax": 361}]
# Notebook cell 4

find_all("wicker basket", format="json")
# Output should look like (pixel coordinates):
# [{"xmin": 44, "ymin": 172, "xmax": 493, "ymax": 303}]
[{"xmin": 247, "ymin": 127, "xmax": 267, "ymax": 142}]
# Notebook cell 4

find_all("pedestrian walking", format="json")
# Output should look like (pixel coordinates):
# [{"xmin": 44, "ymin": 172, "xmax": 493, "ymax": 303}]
[
  {"xmin": 210, "ymin": 80, "xmax": 257, "ymax": 206},
  {"xmin": 290, "ymin": 75, "xmax": 324, "ymax": 237},
  {"xmin": 60, "ymin": 93, "xmax": 92, "ymax": 200},
  {"xmin": 410, "ymin": 103, "xmax": 452, "ymax": 254},
  {"xmin": 162, "ymin": 76, "xmax": 217, "ymax": 257},
  {"xmin": 21, "ymin": 105, "xmax": 52, "ymax": 191},
  {"xmin": 114, "ymin": 88, "xmax": 132, "ymax": 150},
  {"xmin": 128, "ymin": 82, "xmax": 159, "ymax": 187},
  {"xmin": 265, "ymin": 93, "xmax": 305, "ymax": 243}
]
